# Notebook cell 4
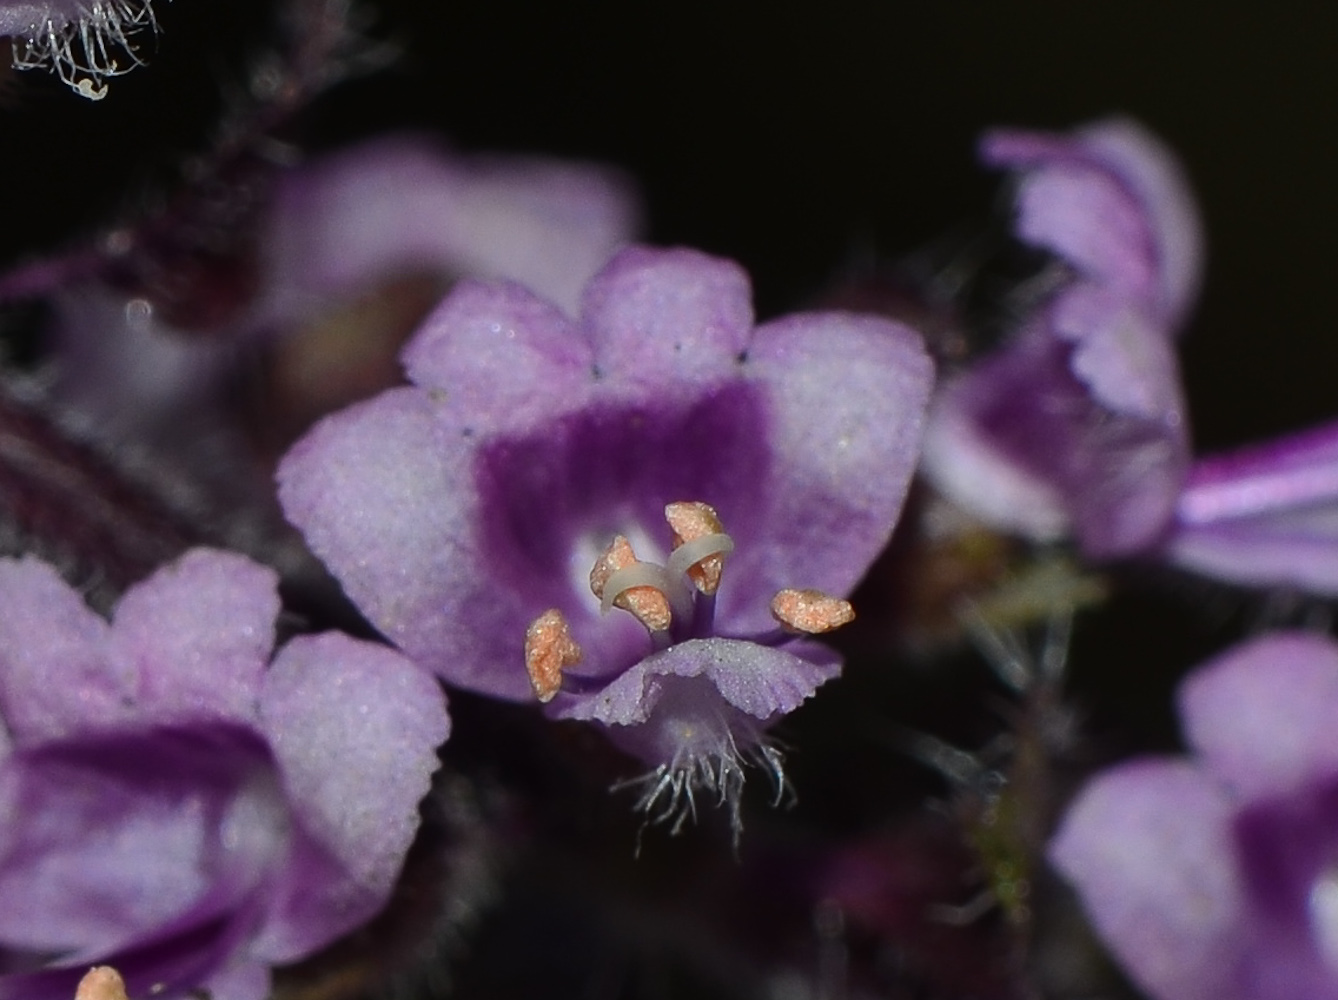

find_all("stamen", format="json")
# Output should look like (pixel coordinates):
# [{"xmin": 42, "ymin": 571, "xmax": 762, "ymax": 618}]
[
  {"xmin": 589, "ymin": 535, "xmax": 674, "ymax": 631},
  {"xmin": 76, "ymin": 969, "xmax": 129, "ymax": 1000},
  {"xmin": 525, "ymin": 608, "xmax": 583, "ymax": 703},
  {"xmin": 665, "ymin": 501, "xmax": 732, "ymax": 594},
  {"xmin": 770, "ymin": 588, "xmax": 856, "ymax": 634}
]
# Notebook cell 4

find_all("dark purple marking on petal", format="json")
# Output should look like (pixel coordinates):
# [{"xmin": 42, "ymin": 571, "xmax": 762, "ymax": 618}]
[
  {"xmin": 0, "ymin": 723, "xmax": 280, "ymax": 957},
  {"xmin": 472, "ymin": 383, "xmax": 773, "ymax": 678},
  {"xmin": 943, "ymin": 327, "xmax": 1186, "ymax": 557}
]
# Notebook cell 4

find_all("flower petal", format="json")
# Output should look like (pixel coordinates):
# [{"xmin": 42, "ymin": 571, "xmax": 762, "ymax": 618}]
[
  {"xmin": 0, "ymin": 556, "xmax": 121, "ymax": 743},
  {"xmin": 277, "ymin": 387, "xmax": 535, "ymax": 699},
  {"xmin": 922, "ymin": 318, "xmax": 1185, "ymax": 558},
  {"xmin": 555, "ymin": 637, "xmax": 839, "ymax": 727},
  {"xmin": 400, "ymin": 278, "xmax": 595, "ymax": 434},
  {"xmin": 731, "ymin": 313, "xmax": 932, "ymax": 626},
  {"xmin": 581, "ymin": 247, "xmax": 754, "ymax": 386},
  {"xmin": 108, "ymin": 550, "xmax": 278, "ymax": 725},
  {"xmin": 983, "ymin": 118, "xmax": 1204, "ymax": 324},
  {"xmin": 255, "ymin": 632, "xmax": 449, "ymax": 957},
  {"xmin": 0, "ymin": 724, "xmax": 279, "ymax": 957},
  {"xmin": 1179, "ymin": 632, "xmax": 1338, "ymax": 799},
  {"xmin": 1049, "ymin": 759, "xmax": 1249, "ymax": 1000},
  {"xmin": 264, "ymin": 136, "xmax": 639, "ymax": 319}
]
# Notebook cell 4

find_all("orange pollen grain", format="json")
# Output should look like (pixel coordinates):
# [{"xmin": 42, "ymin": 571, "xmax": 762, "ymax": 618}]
[
  {"xmin": 589, "ymin": 535, "xmax": 673, "ymax": 631},
  {"xmin": 525, "ymin": 609, "xmax": 583, "ymax": 702},
  {"xmin": 770, "ymin": 588, "xmax": 856, "ymax": 634},
  {"xmin": 75, "ymin": 968, "xmax": 129, "ymax": 1000},
  {"xmin": 665, "ymin": 500, "xmax": 728, "ymax": 594}
]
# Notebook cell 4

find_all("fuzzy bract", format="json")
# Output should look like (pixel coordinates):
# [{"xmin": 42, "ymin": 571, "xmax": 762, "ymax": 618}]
[
  {"xmin": 1051, "ymin": 633, "xmax": 1338, "ymax": 1000},
  {"xmin": 0, "ymin": 549, "xmax": 450, "ymax": 1000},
  {"xmin": 278, "ymin": 245, "xmax": 933, "ymax": 832}
]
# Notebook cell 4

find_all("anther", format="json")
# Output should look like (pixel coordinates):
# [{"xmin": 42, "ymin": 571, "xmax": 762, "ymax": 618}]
[
  {"xmin": 770, "ymin": 588, "xmax": 855, "ymax": 634},
  {"xmin": 525, "ymin": 608, "xmax": 583, "ymax": 703},
  {"xmin": 76, "ymin": 968, "xmax": 129, "ymax": 1000},
  {"xmin": 664, "ymin": 501, "xmax": 734, "ymax": 595},
  {"xmin": 589, "ymin": 535, "xmax": 673, "ymax": 632}
]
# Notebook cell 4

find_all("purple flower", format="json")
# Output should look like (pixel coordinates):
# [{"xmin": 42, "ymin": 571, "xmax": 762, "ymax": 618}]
[
  {"xmin": 921, "ymin": 119, "xmax": 1202, "ymax": 558},
  {"xmin": 1050, "ymin": 632, "xmax": 1338, "ymax": 1000},
  {"xmin": 277, "ymin": 245, "xmax": 933, "ymax": 831},
  {"xmin": 1163, "ymin": 418, "xmax": 1338, "ymax": 595},
  {"xmin": 50, "ymin": 135, "xmax": 640, "ymax": 446},
  {"xmin": 0, "ymin": 549, "xmax": 450, "ymax": 1000}
]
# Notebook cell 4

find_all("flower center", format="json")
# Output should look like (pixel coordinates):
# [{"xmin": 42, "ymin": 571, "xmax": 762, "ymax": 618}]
[{"xmin": 524, "ymin": 501, "xmax": 855, "ymax": 702}]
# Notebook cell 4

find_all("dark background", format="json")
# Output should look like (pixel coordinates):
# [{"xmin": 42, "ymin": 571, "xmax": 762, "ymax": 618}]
[{"xmin": 3, "ymin": 1, "xmax": 1335, "ymax": 455}]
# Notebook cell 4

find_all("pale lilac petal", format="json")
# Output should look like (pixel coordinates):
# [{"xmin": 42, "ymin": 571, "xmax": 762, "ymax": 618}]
[
  {"xmin": 1049, "ymin": 759, "xmax": 1249, "ymax": 1000},
  {"xmin": 1012, "ymin": 162, "xmax": 1158, "ymax": 303},
  {"xmin": 1179, "ymin": 633, "xmax": 1338, "ymax": 800},
  {"xmin": 264, "ymin": 136, "xmax": 639, "ymax": 320},
  {"xmin": 1078, "ymin": 119, "xmax": 1205, "ymax": 325},
  {"xmin": 108, "ymin": 550, "xmax": 278, "ymax": 725},
  {"xmin": 1053, "ymin": 284, "xmax": 1186, "ymax": 422},
  {"xmin": 0, "ymin": 556, "xmax": 123, "ymax": 743},
  {"xmin": 1164, "ymin": 420, "xmax": 1338, "ymax": 593},
  {"xmin": 1164, "ymin": 511, "xmax": 1338, "ymax": 596},
  {"xmin": 983, "ymin": 118, "xmax": 1204, "ymax": 324},
  {"xmin": 1177, "ymin": 419, "xmax": 1338, "ymax": 526},
  {"xmin": 400, "ymin": 279, "xmax": 595, "ymax": 434},
  {"xmin": 255, "ymin": 633, "xmax": 449, "ymax": 955},
  {"xmin": 277, "ymin": 388, "xmax": 536, "ymax": 699},
  {"xmin": 581, "ymin": 246, "xmax": 754, "ymax": 386},
  {"xmin": 730, "ymin": 312, "xmax": 933, "ymax": 628},
  {"xmin": 555, "ymin": 637, "xmax": 839, "ymax": 727}
]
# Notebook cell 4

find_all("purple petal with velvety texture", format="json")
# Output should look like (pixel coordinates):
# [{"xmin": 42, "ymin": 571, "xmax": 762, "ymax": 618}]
[
  {"xmin": 0, "ymin": 556, "xmax": 120, "ymax": 742},
  {"xmin": 400, "ymin": 278, "xmax": 595, "ymax": 434},
  {"xmin": 108, "ymin": 550, "xmax": 278, "ymax": 725},
  {"xmin": 1049, "ymin": 759, "xmax": 1248, "ymax": 1000},
  {"xmin": 256, "ymin": 632, "xmax": 449, "ymax": 956},
  {"xmin": 580, "ymin": 247, "xmax": 754, "ymax": 386},
  {"xmin": 1164, "ymin": 419, "xmax": 1338, "ymax": 594},
  {"xmin": 1180, "ymin": 633, "xmax": 1338, "ymax": 801}
]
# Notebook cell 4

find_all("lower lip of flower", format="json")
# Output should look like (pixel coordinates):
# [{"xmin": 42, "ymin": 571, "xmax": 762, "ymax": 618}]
[{"xmin": 524, "ymin": 499, "xmax": 854, "ymax": 702}]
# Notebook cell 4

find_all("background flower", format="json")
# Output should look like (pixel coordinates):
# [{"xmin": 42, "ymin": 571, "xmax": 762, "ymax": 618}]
[
  {"xmin": 0, "ymin": 549, "xmax": 450, "ymax": 1000},
  {"xmin": 921, "ymin": 119, "xmax": 1200, "ymax": 558},
  {"xmin": 1051, "ymin": 632, "xmax": 1338, "ymax": 1000}
]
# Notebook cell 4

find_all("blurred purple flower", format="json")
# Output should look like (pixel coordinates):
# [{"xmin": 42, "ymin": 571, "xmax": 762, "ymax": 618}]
[
  {"xmin": 921, "ymin": 119, "xmax": 1202, "ymax": 558},
  {"xmin": 50, "ymin": 134, "xmax": 640, "ymax": 446},
  {"xmin": 1051, "ymin": 632, "xmax": 1338, "ymax": 1000},
  {"xmin": 1164, "ymin": 419, "xmax": 1338, "ymax": 595},
  {"xmin": 0, "ymin": 549, "xmax": 450, "ymax": 1000},
  {"xmin": 278, "ymin": 245, "xmax": 933, "ymax": 832}
]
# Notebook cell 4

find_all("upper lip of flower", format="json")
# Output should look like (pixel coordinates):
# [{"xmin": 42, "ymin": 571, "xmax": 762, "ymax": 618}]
[{"xmin": 276, "ymin": 244, "xmax": 935, "ymax": 704}]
